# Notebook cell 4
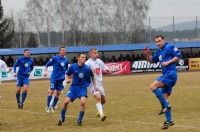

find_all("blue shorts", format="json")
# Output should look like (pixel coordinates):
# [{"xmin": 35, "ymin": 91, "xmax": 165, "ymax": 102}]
[
  {"xmin": 16, "ymin": 74, "xmax": 29, "ymax": 87},
  {"xmin": 157, "ymin": 71, "xmax": 177, "ymax": 95},
  {"xmin": 66, "ymin": 86, "xmax": 87, "ymax": 102},
  {"xmin": 50, "ymin": 78, "xmax": 64, "ymax": 91}
]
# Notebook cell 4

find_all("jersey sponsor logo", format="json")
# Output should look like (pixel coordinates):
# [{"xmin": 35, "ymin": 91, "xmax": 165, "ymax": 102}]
[
  {"xmin": 34, "ymin": 69, "xmax": 42, "ymax": 76},
  {"xmin": 173, "ymin": 47, "xmax": 178, "ymax": 52},
  {"xmin": 96, "ymin": 68, "xmax": 100, "ymax": 75},
  {"xmin": 132, "ymin": 61, "xmax": 160, "ymax": 69},
  {"xmin": 61, "ymin": 62, "xmax": 65, "ymax": 66},
  {"xmin": 1, "ymin": 71, "xmax": 8, "ymax": 78},
  {"xmin": 159, "ymin": 55, "xmax": 162, "ymax": 61},
  {"xmin": 24, "ymin": 63, "xmax": 28, "ymax": 67},
  {"xmin": 79, "ymin": 73, "xmax": 84, "ymax": 78}
]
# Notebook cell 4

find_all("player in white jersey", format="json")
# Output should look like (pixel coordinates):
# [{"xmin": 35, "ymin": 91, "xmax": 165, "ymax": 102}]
[
  {"xmin": 0, "ymin": 59, "xmax": 12, "ymax": 84},
  {"xmin": 85, "ymin": 48, "xmax": 111, "ymax": 121}
]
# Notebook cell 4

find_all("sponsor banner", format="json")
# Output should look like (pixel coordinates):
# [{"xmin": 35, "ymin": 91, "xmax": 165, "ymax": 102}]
[
  {"xmin": 131, "ymin": 59, "xmax": 189, "ymax": 73},
  {"xmin": 176, "ymin": 58, "xmax": 189, "ymax": 71},
  {"xmin": 1, "ymin": 66, "xmax": 53, "ymax": 81},
  {"xmin": 131, "ymin": 60, "xmax": 161, "ymax": 73},
  {"xmin": 189, "ymin": 58, "xmax": 200, "ymax": 70},
  {"xmin": 103, "ymin": 61, "xmax": 130, "ymax": 75}
]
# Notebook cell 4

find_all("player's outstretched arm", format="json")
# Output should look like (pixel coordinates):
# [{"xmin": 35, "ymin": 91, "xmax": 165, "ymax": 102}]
[{"xmin": 144, "ymin": 46, "xmax": 153, "ymax": 63}]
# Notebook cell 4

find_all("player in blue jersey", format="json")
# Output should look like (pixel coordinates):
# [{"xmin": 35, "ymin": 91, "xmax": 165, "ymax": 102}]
[
  {"xmin": 144, "ymin": 35, "xmax": 182, "ymax": 130},
  {"xmin": 57, "ymin": 52, "xmax": 99, "ymax": 126},
  {"xmin": 43, "ymin": 47, "xmax": 69, "ymax": 113},
  {"xmin": 13, "ymin": 49, "xmax": 34, "ymax": 109}
]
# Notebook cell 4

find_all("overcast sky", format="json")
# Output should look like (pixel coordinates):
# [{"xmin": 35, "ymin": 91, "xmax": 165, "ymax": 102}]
[{"xmin": 2, "ymin": 0, "xmax": 200, "ymax": 17}]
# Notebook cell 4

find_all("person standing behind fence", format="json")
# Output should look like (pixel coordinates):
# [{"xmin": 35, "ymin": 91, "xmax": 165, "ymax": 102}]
[
  {"xmin": 43, "ymin": 47, "xmax": 69, "ymax": 113},
  {"xmin": 13, "ymin": 49, "xmax": 34, "ymax": 109},
  {"xmin": 144, "ymin": 35, "xmax": 182, "ymax": 130},
  {"xmin": 85, "ymin": 48, "xmax": 111, "ymax": 121}
]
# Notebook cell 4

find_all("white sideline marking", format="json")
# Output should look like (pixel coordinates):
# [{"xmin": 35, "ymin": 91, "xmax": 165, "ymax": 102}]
[{"xmin": 0, "ymin": 108, "xmax": 197, "ymax": 129}]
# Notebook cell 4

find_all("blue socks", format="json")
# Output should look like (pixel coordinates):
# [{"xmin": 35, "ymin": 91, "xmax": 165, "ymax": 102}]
[
  {"xmin": 61, "ymin": 109, "xmax": 67, "ymax": 121},
  {"xmin": 52, "ymin": 96, "xmax": 58, "ymax": 108},
  {"xmin": 21, "ymin": 92, "xmax": 27, "ymax": 104},
  {"xmin": 16, "ymin": 93, "xmax": 20, "ymax": 104},
  {"xmin": 47, "ymin": 95, "xmax": 52, "ymax": 107},
  {"xmin": 78, "ymin": 111, "xmax": 84, "ymax": 122},
  {"xmin": 153, "ymin": 89, "xmax": 168, "ymax": 108},
  {"xmin": 165, "ymin": 102, "xmax": 172, "ymax": 121}
]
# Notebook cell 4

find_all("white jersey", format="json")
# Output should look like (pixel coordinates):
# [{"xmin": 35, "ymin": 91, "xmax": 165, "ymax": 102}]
[
  {"xmin": 0, "ymin": 59, "xmax": 9, "ymax": 84},
  {"xmin": 85, "ymin": 58, "xmax": 108, "ymax": 81}
]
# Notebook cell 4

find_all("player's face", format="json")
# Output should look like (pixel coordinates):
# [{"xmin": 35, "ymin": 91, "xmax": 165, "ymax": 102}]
[
  {"xmin": 78, "ymin": 54, "xmax": 86, "ymax": 64},
  {"xmin": 59, "ymin": 48, "xmax": 66, "ymax": 57},
  {"xmin": 24, "ymin": 51, "xmax": 30, "ymax": 57},
  {"xmin": 155, "ymin": 37, "xmax": 165, "ymax": 48},
  {"xmin": 90, "ymin": 50, "xmax": 98, "ymax": 59}
]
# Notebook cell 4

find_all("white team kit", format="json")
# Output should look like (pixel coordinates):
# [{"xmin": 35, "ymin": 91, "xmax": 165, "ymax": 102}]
[
  {"xmin": 85, "ymin": 58, "xmax": 108, "ymax": 96},
  {"xmin": 0, "ymin": 59, "xmax": 10, "ymax": 84}
]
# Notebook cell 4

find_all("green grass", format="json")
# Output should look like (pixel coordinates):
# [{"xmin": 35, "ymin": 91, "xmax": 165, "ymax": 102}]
[{"xmin": 0, "ymin": 71, "xmax": 200, "ymax": 132}]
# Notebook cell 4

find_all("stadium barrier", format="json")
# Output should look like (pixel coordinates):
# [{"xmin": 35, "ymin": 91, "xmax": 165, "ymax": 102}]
[{"xmin": 0, "ymin": 58, "xmax": 196, "ymax": 81}]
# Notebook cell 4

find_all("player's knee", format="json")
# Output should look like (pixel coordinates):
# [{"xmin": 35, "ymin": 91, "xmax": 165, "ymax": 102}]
[
  {"xmin": 101, "ymin": 99, "xmax": 106, "ymax": 105},
  {"xmin": 149, "ymin": 85, "xmax": 156, "ymax": 91}
]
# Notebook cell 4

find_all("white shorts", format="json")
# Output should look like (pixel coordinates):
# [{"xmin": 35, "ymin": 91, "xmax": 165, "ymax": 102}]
[{"xmin": 88, "ymin": 81, "xmax": 105, "ymax": 96}]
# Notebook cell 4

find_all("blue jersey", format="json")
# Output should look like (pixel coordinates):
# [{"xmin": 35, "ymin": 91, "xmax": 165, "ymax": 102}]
[
  {"xmin": 66, "ymin": 63, "xmax": 94, "ymax": 87},
  {"xmin": 152, "ymin": 43, "xmax": 182, "ymax": 74},
  {"xmin": 13, "ymin": 56, "xmax": 34, "ymax": 75},
  {"xmin": 45, "ymin": 55, "xmax": 68, "ymax": 80}
]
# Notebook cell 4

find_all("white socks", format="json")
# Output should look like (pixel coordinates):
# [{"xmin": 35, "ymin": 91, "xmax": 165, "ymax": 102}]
[{"xmin": 96, "ymin": 103, "xmax": 103, "ymax": 116}]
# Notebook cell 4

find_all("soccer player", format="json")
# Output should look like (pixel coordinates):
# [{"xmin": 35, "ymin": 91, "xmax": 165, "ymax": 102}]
[
  {"xmin": 44, "ymin": 47, "xmax": 69, "ymax": 113},
  {"xmin": 57, "ymin": 52, "xmax": 99, "ymax": 126},
  {"xmin": 13, "ymin": 49, "xmax": 34, "ymax": 109},
  {"xmin": 144, "ymin": 35, "xmax": 182, "ymax": 130},
  {"xmin": 85, "ymin": 48, "xmax": 111, "ymax": 121},
  {"xmin": 0, "ymin": 59, "xmax": 12, "ymax": 84}
]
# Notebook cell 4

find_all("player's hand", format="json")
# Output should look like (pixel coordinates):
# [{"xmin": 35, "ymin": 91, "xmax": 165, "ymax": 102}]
[
  {"xmin": 94, "ymin": 86, "xmax": 100, "ymax": 92},
  {"xmin": 144, "ymin": 46, "xmax": 150, "ymax": 55},
  {"xmin": 14, "ymin": 73, "xmax": 17, "ymax": 77},
  {"xmin": 161, "ymin": 61, "xmax": 170, "ymax": 66},
  {"xmin": 62, "ymin": 80, "xmax": 67, "ymax": 88},
  {"xmin": 27, "ymin": 72, "xmax": 31, "ymax": 76},
  {"xmin": 106, "ymin": 69, "xmax": 112, "ymax": 73},
  {"xmin": 8, "ymin": 67, "xmax": 12, "ymax": 73},
  {"xmin": 66, "ymin": 79, "xmax": 71, "ymax": 83},
  {"xmin": 43, "ymin": 71, "xmax": 47, "ymax": 77}
]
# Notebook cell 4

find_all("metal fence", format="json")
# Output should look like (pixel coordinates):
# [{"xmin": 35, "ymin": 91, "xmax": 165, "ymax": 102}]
[{"xmin": 13, "ymin": 16, "xmax": 200, "ymax": 48}]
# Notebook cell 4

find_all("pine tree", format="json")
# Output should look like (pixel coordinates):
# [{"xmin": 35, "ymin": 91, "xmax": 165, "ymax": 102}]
[
  {"xmin": 0, "ymin": 0, "xmax": 14, "ymax": 48},
  {"xmin": 27, "ymin": 32, "xmax": 38, "ymax": 48}
]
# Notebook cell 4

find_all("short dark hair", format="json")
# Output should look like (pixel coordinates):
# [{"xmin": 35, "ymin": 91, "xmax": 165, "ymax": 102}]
[
  {"xmin": 155, "ymin": 35, "xmax": 164, "ymax": 40},
  {"xmin": 59, "ymin": 46, "xmax": 66, "ymax": 51},
  {"xmin": 78, "ymin": 52, "xmax": 86, "ymax": 58},
  {"xmin": 24, "ymin": 49, "xmax": 30, "ymax": 52}
]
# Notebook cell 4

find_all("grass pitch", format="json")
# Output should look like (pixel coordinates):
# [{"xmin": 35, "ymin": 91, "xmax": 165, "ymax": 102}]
[{"xmin": 0, "ymin": 71, "xmax": 200, "ymax": 132}]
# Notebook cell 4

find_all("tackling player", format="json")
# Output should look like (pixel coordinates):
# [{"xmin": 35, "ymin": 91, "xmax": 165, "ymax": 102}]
[{"xmin": 0, "ymin": 59, "xmax": 12, "ymax": 84}]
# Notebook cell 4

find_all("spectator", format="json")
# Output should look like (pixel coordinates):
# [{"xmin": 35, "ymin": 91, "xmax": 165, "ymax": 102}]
[
  {"xmin": 71, "ymin": 56, "xmax": 78, "ymax": 64},
  {"xmin": 7, "ymin": 55, "xmax": 14, "ymax": 67},
  {"xmin": 110, "ymin": 55, "xmax": 117, "ymax": 62},
  {"xmin": 38, "ymin": 58, "xmax": 45, "ymax": 66},
  {"xmin": 118, "ymin": 54, "xmax": 124, "ymax": 62}
]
